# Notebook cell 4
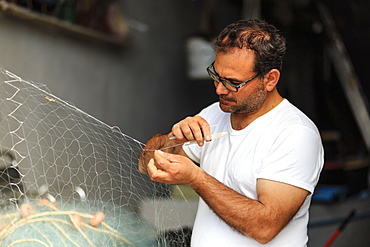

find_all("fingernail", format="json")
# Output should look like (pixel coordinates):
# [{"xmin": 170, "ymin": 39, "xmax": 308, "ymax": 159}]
[
  {"xmin": 156, "ymin": 150, "xmax": 164, "ymax": 155},
  {"xmin": 205, "ymin": 136, "xmax": 212, "ymax": 141}
]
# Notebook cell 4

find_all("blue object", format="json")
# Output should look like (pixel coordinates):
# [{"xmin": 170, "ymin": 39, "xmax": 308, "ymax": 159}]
[{"xmin": 312, "ymin": 185, "xmax": 348, "ymax": 203}]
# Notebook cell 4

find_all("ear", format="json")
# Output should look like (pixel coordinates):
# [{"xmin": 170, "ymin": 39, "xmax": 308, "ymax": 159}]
[{"xmin": 264, "ymin": 69, "xmax": 280, "ymax": 92}]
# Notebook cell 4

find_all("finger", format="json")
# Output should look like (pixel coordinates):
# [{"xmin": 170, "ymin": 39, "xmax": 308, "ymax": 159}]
[
  {"xmin": 155, "ymin": 150, "xmax": 185, "ymax": 171},
  {"xmin": 198, "ymin": 118, "xmax": 212, "ymax": 142},
  {"xmin": 157, "ymin": 150, "xmax": 183, "ymax": 163},
  {"xmin": 172, "ymin": 117, "xmax": 211, "ymax": 146},
  {"xmin": 189, "ymin": 116, "xmax": 212, "ymax": 145},
  {"xmin": 153, "ymin": 150, "xmax": 171, "ymax": 170},
  {"xmin": 147, "ymin": 158, "xmax": 157, "ymax": 176},
  {"xmin": 188, "ymin": 122, "xmax": 205, "ymax": 146},
  {"xmin": 172, "ymin": 118, "xmax": 200, "ymax": 143},
  {"xmin": 147, "ymin": 158, "xmax": 167, "ymax": 182},
  {"xmin": 171, "ymin": 122, "xmax": 185, "ymax": 140},
  {"xmin": 180, "ymin": 117, "xmax": 198, "ymax": 141}
]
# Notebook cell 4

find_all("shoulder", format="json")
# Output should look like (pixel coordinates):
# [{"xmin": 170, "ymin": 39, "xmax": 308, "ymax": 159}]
[
  {"xmin": 273, "ymin": 99, "xmax": 319, "ymax": 135},
  {"xmin": 258, "ymin": 100, "xmax": 323, "ymax": 152}
]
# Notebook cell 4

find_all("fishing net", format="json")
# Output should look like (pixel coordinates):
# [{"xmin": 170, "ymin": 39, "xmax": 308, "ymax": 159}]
[{"xmin": 0, "ymin": 68, "xmax": 194, "ymax": 246}]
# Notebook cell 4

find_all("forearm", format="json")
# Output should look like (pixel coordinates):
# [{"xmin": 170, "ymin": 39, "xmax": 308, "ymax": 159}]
[{"xmin": 189, "ymin": 171, "xmax": 286, "ymax": 244}]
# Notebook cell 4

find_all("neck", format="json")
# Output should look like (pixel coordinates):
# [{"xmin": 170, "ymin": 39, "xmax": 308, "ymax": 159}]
[{"xmin": 231, "ymin": 92, "xmax": 283, "ymax": 130}]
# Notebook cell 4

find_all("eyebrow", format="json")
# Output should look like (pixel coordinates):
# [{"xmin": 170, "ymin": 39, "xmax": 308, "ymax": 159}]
[{"xmin": 213, "ymin": 66, "xmax": 244, "ymax": 83}]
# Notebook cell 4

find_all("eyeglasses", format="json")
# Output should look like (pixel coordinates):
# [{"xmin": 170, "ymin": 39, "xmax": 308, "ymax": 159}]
[{"xmin": 206, "ymin": 62, "xmax": 259, "ymax": 92}]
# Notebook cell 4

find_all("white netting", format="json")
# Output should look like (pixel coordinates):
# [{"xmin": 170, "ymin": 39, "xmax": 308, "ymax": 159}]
[{"xmin": 0, "ymin": 68, "xmax": 194, "ymax": 246}]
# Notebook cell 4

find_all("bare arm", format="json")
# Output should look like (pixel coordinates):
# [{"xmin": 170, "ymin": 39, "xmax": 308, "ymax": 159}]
[
  {"xmin": 191, "ymin": 170, "xmax": 309, "ymax": 244},
  {"xmin": 148, "ymin": 150, "xmax": 309, "ymax": 244}
]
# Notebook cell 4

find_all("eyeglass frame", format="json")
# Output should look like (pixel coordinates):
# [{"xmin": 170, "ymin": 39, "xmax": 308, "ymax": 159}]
[{"xmin": 206, "ymin": 62, "xmax": 260, "ymax": 92}]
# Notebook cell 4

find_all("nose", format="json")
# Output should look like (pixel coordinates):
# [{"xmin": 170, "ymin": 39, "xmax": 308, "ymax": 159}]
[{"xmin": 214, "ymin": 81, "xmax": 230, "ymax": 95}]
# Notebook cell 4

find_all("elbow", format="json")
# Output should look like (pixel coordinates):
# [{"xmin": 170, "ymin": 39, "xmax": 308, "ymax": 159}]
[
  {"xmin": 255, "ymin": 236, "xmax": 274, "ymax": 245},
  {"xmin": 254, "ymin": 233, "xmax": 277, "ymax": 245},
  {"xmin": 241, "ymin": 228, "xmax": 278, "ymax": 245},
  {"xmin": 239, "ymin": 214, "xmax": 285, "ymax": 244}
]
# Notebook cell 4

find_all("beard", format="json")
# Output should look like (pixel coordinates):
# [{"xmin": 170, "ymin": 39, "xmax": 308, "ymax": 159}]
[{"xmin": 219, "ymin": 81, "xmax": 267, "ymax": 114}]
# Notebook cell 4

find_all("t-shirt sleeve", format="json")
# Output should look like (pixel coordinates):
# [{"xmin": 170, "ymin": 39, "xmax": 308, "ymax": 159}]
[{"xmin": 257, "ymin": 125, "xmax": 324, "ymax": 194}]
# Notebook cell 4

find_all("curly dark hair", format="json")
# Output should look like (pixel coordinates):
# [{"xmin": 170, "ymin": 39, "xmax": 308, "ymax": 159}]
[{"xmin": 214, "ymin": 19, "xmax": 286, "ymax": 77}]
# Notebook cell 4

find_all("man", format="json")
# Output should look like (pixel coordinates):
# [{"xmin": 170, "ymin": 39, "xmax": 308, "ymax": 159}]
[{"xmin": 139, "ymin": 19, "xmax": 323, "ymax": 246}]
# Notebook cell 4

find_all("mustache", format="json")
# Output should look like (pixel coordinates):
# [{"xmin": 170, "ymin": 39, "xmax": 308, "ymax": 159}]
[{"xmin": 219, "ymin": 95, "xmax": 236, "ymax": 102}]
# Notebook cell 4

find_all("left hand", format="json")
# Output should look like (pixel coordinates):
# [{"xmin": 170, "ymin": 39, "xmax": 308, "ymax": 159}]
[{"xmin": 147, "ymin": 150, "xmax": 201, "ymax": 185}]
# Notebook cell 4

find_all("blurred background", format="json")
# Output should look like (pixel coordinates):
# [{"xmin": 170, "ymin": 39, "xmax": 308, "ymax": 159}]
[{"xmin": 0, "ymin": 0, "xmax": 369, "ymax": 246}]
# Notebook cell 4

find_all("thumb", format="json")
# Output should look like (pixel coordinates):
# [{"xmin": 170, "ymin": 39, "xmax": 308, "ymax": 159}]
[
  {"xmin": 155, "ymin": 150, "xmax": 179, "ymax": 162},
  {"xmin": 153, "ymin": 150, "xmax": 169, "ymax": 171},
  {"xmin": 154, "ymin": 150, "xmax": 183, "ymax": 171},
  {"xmin": 154, "ymin": 150, "xmax": 173, "ymax": 161}
]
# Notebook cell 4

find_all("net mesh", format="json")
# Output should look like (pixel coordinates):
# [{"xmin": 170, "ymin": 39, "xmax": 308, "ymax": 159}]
[{"xmin": 0, "ymin": 68, "xmax": 194, "ymax": 246}]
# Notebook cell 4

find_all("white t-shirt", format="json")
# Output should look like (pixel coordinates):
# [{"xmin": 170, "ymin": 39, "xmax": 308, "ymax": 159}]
[{"xmin": 183, "ymin": 99, "xmax": 324, "ymax": 247}]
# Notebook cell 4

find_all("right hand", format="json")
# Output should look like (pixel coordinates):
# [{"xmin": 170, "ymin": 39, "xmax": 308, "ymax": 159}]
[{"xmin": 171, "ymin": 116, "xmax": 211, "ymax": 147}]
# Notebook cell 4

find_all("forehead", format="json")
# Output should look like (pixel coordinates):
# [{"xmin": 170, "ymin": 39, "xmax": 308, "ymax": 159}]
[{"xmin": 214, "ymin": 49, "xmax": 255, "ymax": 76}]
